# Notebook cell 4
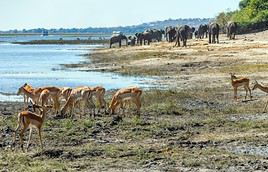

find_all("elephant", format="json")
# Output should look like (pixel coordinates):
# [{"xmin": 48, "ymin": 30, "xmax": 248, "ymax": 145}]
[
  {"xmin": 110, "ymin": 33, "xmax": 128, "ymax": 48},
  {"xmin": 135, "ymin": 31, "xmax": 152, "ymax": 45},
  {"xmin": 208, "ymin": 23, "xmax": 220, "ymax": 44},
  {"xmin": 165, "ymin": 26, "xmax": 176, "ymax": 42},
  {"xmin": 147, "ymin": 29, "xmax": 163, "ymax": 42},
  {"xmin": 187, "ymin": 27, "xmax": 195, "ymax": 39},
  {"xmin": 197, "ymin": 24, "xmax": 208, "ymax": 39},
  {"xmin": 194, "ymin": 30, "xmax": 199, "ymax": 38},
  {"xmin": 128, "ymin": 36, "xmax": 136, "ymax": 46},
  {"xmin": 174, "ymin": 25, "xmax": 192, "ymax": 47},
  {"xmin": 226, "ymin": 21, "xmax": 238, "ymax": 40}
]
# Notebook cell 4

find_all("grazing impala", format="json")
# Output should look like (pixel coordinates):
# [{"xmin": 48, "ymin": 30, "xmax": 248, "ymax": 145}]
[
  {"xmin": 59, "ymin": 87, "xmax": 73, "ymax": 101},
  {"xmin": 17, "ymin": 83, "xmax": 41, "ymax": 106},
  {"xmin": 39, "ymin": 89, "xmax": 50, "ymax": 107},
  {"xmin": 70, "ymin": 86, "xmax": 106, "ymax": 115},
  {"xmin": 109, "ymin": 87, "xmax": 142, "ymax": 115},
  {"xmin": 230, "ymin": 73, "xmax": 252, "ymax": 101},
  {"xmin": 86, "ymin": 86, "xmax": 106, "ymax": 114},
  {"xmin": 253, "ymin": 80, "xmax": 268, "ymax": 112},
  {"xmin": 60, "ymin": 87, "xmax": 93, "ymax": 118},
  {"xmin": 13, "ymin": 104, "xmax": 51, "ymax": 152},
  {"xmin": 90, "ymin": 86, "xmax": 106, "ymax": 109},
  {"xmin": 17, "ymin": 83, "xmax": 61, "ymax": 114},
  {"xmin": 17, "ymin": 84, "xmax": 34, "ymax": 107}
]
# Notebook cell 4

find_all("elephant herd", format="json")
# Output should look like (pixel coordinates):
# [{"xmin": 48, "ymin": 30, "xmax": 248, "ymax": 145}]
[{"xmin": 109, "ymin": 21, "xmax": 238, "ymax": 48}]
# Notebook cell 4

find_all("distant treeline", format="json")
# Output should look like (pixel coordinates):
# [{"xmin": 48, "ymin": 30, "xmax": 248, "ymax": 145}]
[
  {"xmin": 0, "ymin": 18, "xmax": 211, "ymax": 35},
  {"xmin": 215, "ymin": 0, "xmax": 268, "ymax": 34}
]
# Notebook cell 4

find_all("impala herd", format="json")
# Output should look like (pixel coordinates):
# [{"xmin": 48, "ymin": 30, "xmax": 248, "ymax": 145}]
[
  {"xmin": 13, "ymin": 83, "xmax": 142, "ymax": 152},
  {"xmin": 13, "ymin": 74, "xmax": 268, "ymax": 152}
]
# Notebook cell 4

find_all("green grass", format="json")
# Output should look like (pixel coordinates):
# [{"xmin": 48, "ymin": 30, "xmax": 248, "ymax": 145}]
[{"xmin": 2, "ymin": 89, "xmax": 268, "ymax": 170}]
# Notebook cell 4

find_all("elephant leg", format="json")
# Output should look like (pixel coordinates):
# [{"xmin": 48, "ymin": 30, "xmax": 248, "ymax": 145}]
[
  {"xmin": 209, "ymin": 33, "xmax": 211, "ymax": 44},
  {"xmin": 212, "ymin": 34, "xmax": 215, "ymax": 44},
  {"xmin": 119, "ymin": 41, "xmax": 121, "ymax": 48},
  {"xmin": 183, "ymin": 39, "xmax": 187, "ymax": 47},
  {"xmin": 217, "ymin": 34, "xmax": 219, "ymax": 43}
]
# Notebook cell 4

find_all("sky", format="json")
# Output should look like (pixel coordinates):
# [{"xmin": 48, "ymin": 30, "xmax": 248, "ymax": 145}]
[{"xmin": 0, "ymin": 0, "xmax": 241, "ymax": 30}]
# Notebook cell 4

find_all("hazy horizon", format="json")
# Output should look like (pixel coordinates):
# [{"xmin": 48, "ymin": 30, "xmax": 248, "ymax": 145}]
[{"xmin": 0, "ymin": 0, "xmax": 240, "ymax": 31}]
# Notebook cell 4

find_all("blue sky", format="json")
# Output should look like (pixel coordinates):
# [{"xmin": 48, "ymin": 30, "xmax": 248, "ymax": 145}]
[{"xmin": 0, "ymin": 0, "xmax": 241, "ymax": 30}]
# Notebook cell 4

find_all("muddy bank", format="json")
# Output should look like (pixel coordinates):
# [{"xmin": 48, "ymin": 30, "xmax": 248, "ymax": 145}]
[
  {"xmin": 64, "ymin": 31, "xmax": 268, "ymax": 90},
  {"xmin": 1, "ymin": 87, "xmax": 268, "ymax": 171}
]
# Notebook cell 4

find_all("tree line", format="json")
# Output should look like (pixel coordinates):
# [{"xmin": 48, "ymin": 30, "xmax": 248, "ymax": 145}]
[{"xmin": 215, "ymin": 0, "xmax": 268, "ymax": 34}]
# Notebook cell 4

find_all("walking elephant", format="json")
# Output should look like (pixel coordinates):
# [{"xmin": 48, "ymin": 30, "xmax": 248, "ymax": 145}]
[
  {"xmin": 147, "ymin": 29, "xmax": 163, "ymax": 42},
  {"xmin": 165, "ymin": 26, "xmax": 176, "ymax": 42},
  {"xmin": 175, "ymin": 25, "xmax": 192, "ymax": 47},
  {"xmin": 197, "ymin": 24, "xmax": 208, "ymax": 39},
  {"xmin": 110, "ymin": 33, "xmax": 128, "ymax": 48},
  {"xmin": 226, "ymin": 21, "xmax": 238, "ymax": 40},
  {"xmin": 208, "ymin": 23, "xmax": 220, "ymax": 44},
  {"xmin": 135, "ymin": 31, "xmax": 153, "ymax": 45},
  {"xmin": 128, "ymin": 36, "xmax": 136, "ymax": 46}
]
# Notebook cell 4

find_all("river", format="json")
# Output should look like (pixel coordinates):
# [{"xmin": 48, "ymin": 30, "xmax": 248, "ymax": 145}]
[{"xmin": 0, "ymin": 35, "xmax": 154, "ymax": 102}]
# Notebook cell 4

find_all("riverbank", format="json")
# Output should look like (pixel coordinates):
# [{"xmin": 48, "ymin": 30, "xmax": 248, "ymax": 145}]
[
  {"xmin": 1, "ymin": 87, "xmax": 268, "ymax": 171},
  {"xmin": 2, "ymin": 31, "xmax": 268, "ymax": 171},
  {"xmin": 65, "ymin": 31, "xmax": 268, "ymax": 90}
]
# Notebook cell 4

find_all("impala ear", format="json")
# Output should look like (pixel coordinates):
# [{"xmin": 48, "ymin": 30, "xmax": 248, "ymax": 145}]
[{"xmin": 23, "ymin": 83, "xmax": 27, "ymax": 87}]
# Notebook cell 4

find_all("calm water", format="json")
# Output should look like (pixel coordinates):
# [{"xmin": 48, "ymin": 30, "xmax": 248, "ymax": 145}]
[{"xmin": 0, "ymin": 36, "xmax": 155, "ymax": 102}]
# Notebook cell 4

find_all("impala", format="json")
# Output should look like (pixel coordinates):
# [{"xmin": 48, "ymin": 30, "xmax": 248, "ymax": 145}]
[
  {"xmin": 17, "ymin": 83, "xmax": 62, "ymax": 114},
  {"xmin": 253, "ymin": 80, "xmax": 268, "ymax": 112},
  {"xmin": 230, "ymin": 73, "xmax": 252, "ymax": 101},
  {"xmin": 13, "ymin": 104, "xmax": 51, "ymax": 152},
  {"xmin": 17, "ymin": 84, "xmax": 34, "ymax": 107},
  {"xmin": 109, "ymin": 87, "xmax": 142, "ymax": 115},
  {"xmin": 60, "ymin": 87, "xmax": 93, "ymax": 118},
  {"xmin": 59, "ymin": 87, "xmax": 73, "ymax": 101},
  {"xmin": 17, "ymin": 83, "xmax": 41, "ymax": 106}
]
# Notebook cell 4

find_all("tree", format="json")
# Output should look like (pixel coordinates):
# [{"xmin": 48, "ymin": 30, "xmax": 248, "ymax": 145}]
[{"xmin": 239, "ymin": 0, "xmax": 250, "ymax": 9}]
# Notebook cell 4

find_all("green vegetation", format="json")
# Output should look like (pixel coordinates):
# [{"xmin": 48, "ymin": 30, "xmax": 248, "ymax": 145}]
[
  {"xmin": 215, "ymin": 0, "xmax": 268, "ymax": 31},
  {"xmin": 1, "ymin": 88, "xmax": 268, "ymax": 171}
]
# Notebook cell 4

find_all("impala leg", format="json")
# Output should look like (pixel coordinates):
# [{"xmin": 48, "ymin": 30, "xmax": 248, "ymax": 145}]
[
  {"xmin": 80, "ymin": 101, "xmax": 86, "ymax": 119},
  {"xmin": 26, "ymin": 128, "xmax": 33, "ymax": 152},
  {"xmin": 19, "ymin": 127, "xmax": 27, "ymax": 152},
  {"xmin": 88, "ymin": 98, "xmax": 95, "ymax": 118},
  {"xmin": 244, "ymin": 86, "xmax": 248, "ymax": 100},
  {"xmin": 248, "ymin": 86, "xmax": 252, "ymax": 99},
  {"xmin": 38, "ymin": 128, "xmax": 43, "ymax": 151},
  {"xmin": 113, "ymin": 101, "xmax": 121, "ymax": 115},
  {"xmin": 70, "ymin": 102, "xmax": 75, "ymax": 118},
  {"xmin": 132, "ymin": 98, "xmax": 141, "ymax": 116},
  {"xmin": 13, "ymin": 123, "xmax": 21, "ymax": 148},
  {"xmin": 23, "ymin": 95, "xmax": 26, "ymax": 108},
  {"xmin": 120, "ymin": 101, "xmax": 125, "ymax": 116},
  {"xmin": 234, "ymin": 87, "xmax": 238, "ymax": 100}
]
